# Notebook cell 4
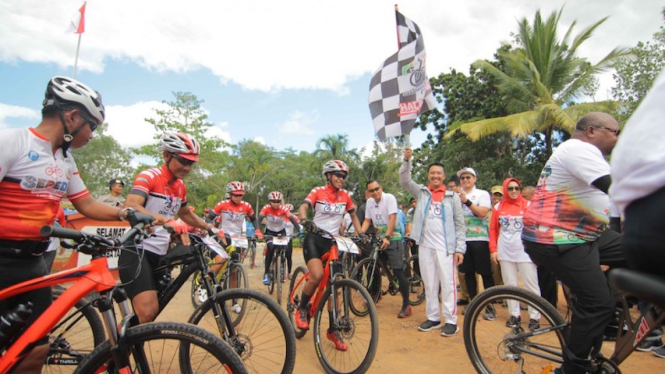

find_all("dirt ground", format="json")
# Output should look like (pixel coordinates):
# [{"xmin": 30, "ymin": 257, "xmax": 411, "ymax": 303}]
[{"xmin": 157, "ymin": 247, "xmax": 663, "ymax": 373}]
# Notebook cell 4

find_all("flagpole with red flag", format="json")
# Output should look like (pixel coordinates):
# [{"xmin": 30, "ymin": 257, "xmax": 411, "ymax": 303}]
[{"xmin": 67, "ymin": 2, "xmax": 87, "ymax": 78}]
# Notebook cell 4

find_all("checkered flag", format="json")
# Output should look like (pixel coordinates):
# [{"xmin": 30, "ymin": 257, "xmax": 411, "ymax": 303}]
[{"xmin": 368, "ymin": 10, "xmax": 436, "ymax": 141}]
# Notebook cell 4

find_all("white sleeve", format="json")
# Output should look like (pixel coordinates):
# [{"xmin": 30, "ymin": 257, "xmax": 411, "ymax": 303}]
[
  {"xmin": 0, "ymin": 129, "xmax": 21, "ymax": 181},
  {"xmin": 563, "ymin": 143, "xmax": 610, "ymax": 187},
  {"xmin": 386, "ymin": 194, "xmax": 398, "ymax": 215},
  {"xmin": 477, "ymin": 190, "xmax": 492, "ymax": 209}
]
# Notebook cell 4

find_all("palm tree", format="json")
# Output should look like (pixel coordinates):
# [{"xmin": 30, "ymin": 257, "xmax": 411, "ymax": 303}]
[{"xmin": 447, "ymin": 8, "xmax": 630, "ymax": 157}]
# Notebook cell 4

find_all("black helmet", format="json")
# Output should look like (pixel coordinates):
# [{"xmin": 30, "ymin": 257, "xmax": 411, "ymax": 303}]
[{"xmin": 109, "ymin": 178, "xmax": 125, "ymax": 188}]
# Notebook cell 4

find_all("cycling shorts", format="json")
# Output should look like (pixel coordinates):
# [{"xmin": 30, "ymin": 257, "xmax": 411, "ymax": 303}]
[
  {"xmin": 302, "ymin": 232, "xmax": 334, "ymax": 263},
  {"xmin": 118, "ymin": 248, "xmax": 169, "ymax": 299}
]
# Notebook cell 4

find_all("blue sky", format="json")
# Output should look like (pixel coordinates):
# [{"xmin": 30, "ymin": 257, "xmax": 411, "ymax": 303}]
[{"xmin": 1, "ymin": 0, "xmax": 662, "ymax": 156}]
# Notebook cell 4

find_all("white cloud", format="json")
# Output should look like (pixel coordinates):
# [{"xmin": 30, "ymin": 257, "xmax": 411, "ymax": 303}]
[
  {"xmin": 104, "ymin": 101, "xmax": 166, "ymax": 148},
  {"xmin": 205, "ymin": 121, "xmax": 232, "ymax": 146},
  {"xmin": 0, "ymin": 0, "xmax": 661, "ymax": 96},
  {"xmin": 253, "ymin": 136, "xmax": 266, "ymax": 145},
  {"xmin": 278, "ymin": 110, "xmax": 318, "ymax": 135},
  {"xmin": 0, "ymin": 103, "xmax": 40, "ymax": 129}
]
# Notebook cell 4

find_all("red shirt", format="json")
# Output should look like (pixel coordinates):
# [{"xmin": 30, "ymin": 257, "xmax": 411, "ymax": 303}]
[{"xmin": 304, "ymin": 184, "xmax": 355, "ymax": 235}]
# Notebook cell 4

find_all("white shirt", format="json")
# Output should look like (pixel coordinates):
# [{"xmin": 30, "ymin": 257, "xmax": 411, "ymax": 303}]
[
  {"xmin": 461, "ymin": 186, "xmax": 491, "ymax": 242},
  {"xmin": 364, "ymin": 192, "xmax": 402, "ymax": 240}
]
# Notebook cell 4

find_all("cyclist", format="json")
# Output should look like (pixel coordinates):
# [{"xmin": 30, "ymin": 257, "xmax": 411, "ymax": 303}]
[
  {"xmin": 283, "ymin": 204, "xmax": 299, "ymax": 279},
  {"xmin": 208, "ymin": 182, "xmax": 264, "ymax": 267},
  {"xmin": 360, "ymin": 180, "xmax": 411, "ymax": 318},
  {"xmin": 120, "ymin": 132, "xmax": 225, "ymax": 324},
  {"xmin": 259, "ymin": 192, "xmax": 300, "ymax": 285},
  {"xmin": 295, "ymin": 160, "xmax": 363, "ymax": 351},
  {"xmin": 0, "ymin": 76, "xmax": 148, "ymax": 374}
]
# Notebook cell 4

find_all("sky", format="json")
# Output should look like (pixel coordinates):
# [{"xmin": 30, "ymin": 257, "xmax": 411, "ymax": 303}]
[{"xmin": 0, "ymin": 0, "xmax": 662, "ymax": 159}]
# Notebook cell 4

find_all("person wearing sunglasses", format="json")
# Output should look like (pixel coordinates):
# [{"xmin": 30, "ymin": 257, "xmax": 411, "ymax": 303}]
[
  {"xmin": 259, "ymin": 191, "xmax": 300, "ymax": 285},
  {"xmin": 400, "ymin": 148, "xmax": 466, "ymax": 337},
  {"xmin": 489, "ymin": 178, "xmax": 541, "ymax": 331},
  {"xmin": 0, "ymin": 76, "xmax": 153, "ymax": 374},
  {"xmin": 522, "ymin": 112, "xmax": 626, "ymax": 374},
  {"xmin": 295, "ymin": 160, "xmax": 363, "ymax": 351}
]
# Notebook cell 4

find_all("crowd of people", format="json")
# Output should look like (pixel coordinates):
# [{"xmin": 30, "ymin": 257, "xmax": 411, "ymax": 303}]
[{"xmin": 3, "ymin": 74, "xmax": 665, "ymax": 373}]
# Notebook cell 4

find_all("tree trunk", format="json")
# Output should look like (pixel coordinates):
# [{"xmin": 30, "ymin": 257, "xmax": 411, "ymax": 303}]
[{"xmin": 545, "ymin": 126, "xmax": 554, "ymax": 159}]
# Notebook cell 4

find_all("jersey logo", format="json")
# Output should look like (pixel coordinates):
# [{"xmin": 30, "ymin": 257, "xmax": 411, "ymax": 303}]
[
  {"xmin": 322, "ymin": 202, "xmax": 343, "ymax": 214},
  {"xmin": 20, "ymin": 175, "xmax": 68, "ymax": 194},
  {"xmin": 45, "ymin": 164, "xmax": 64, "ymax": 179},
  {"xmin": 28, "ymin": 150, "xmax": 39, "ymax": 161}
]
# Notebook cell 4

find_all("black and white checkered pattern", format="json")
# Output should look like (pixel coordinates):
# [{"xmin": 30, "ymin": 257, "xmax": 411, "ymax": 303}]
[{"xmin": 368, "ymin": 10, "xmax": 436, "ymax": 141}]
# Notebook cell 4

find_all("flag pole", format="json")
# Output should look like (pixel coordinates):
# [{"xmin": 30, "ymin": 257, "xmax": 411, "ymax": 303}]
[
  {"xmin": 72, "ymin": 33, "xmax": 82, "ymax": 78},
  {"xmin": 394, "ymin": 4, "xmax": 411, "ymax": 147}
]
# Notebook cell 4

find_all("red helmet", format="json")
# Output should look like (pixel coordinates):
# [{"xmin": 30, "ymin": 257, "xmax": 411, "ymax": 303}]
[
  {"xmin": 284, "ymin": 204, "xmax": 294, "ymax": 211},
  {"xmin": 226, "ymin": 181, "xmax": 245, "ymax": 195},
  {"xmin": 159, "ymin": 132, "xmax": 200, "ymax": 161},
  {"xmin": 268, "ymin": 191, "xmax": 283, "ymax": 201},
  {"xmin": 322, "ymin": 160, "xmax": 349, "ymax": 176}
]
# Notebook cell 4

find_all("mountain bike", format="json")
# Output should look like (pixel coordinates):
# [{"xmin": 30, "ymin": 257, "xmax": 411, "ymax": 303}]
[
  {"xmin": 349, "ymin": 235, "xmax": 424, "ymax": 314},
  {"xmin": 287, "ymin": 229, "xmax": 379, "ymax": 374},
  {"xmin": 463, "ymin": 268, "xmax": 665, "ymax": 374},
  {"xmin": 0, "ymin": 219, "xmax": 246, "ymax": 374},
  {"xmin": 265, "ymin": 234, "xmax": 293, "ymax": 306}
]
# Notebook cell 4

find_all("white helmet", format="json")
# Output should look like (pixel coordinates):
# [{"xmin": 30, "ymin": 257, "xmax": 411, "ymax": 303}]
[
  {"xmin": 268, "ymin": 191, "xmax": 283, "ymax": 201},
  {"xmin": 158, "ymin": 133, "xmax": 200, "ymax": 161},
  {"xmin": 226, "ymin": 181, "xmax": 245, "ymax": 195},
  {"xmin": 322, "ymin": 160, "xmax": 349, "ymax": 176},
  {"xmin": 284, "ymin": 204, "xmax": 294, "ymax": 211},
  {"xmin": 43, "ymin": 76, "xmax": 105, "ymax": 126}
]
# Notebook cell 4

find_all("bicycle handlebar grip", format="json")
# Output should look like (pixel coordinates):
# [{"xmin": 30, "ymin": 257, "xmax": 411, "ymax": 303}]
[{"xmin": 40, "ymin": 225, "xmax": 86, "ymax": 241}]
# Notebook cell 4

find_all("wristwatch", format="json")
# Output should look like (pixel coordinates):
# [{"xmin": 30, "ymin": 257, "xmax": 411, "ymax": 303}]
[{"xmin": 384, "ymin": 235, "xmax": 392, "ymax": 241}]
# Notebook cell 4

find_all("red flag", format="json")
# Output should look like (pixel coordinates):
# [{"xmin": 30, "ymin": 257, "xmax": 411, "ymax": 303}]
[{"xmin": 66, "ymin": 2, "xmax": 86, "ymax": 34}]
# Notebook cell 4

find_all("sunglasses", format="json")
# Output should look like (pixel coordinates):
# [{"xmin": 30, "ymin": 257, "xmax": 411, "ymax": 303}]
[
  {"xmin": 591, "ymin": 126, "xmax": 621, "ymax": 136},
  {"xmin": 507, "ymin": 186, "xmax": 521, "ymax": 192},
  {"xmin": 367, "ymin": 186, "xmax": 381, "ymax": 193},
  {"xmin": 269, "ymin": 200, "xmax": 281, "ymax": 203},
  {"xmin": 80, "ymin": 113, "xmax": 99, "ymax": 132},
  {"xmin": 172, "ymin": 153, "xmax": 195, "ymax": 166},
  {"xmin": 231, "ymin": 193, "xmax": 243, "ymax": 197},
  {"xmin": 460, "ymin": 175, "xmax": 474, "ymax": 180},
  {"xmin": 332, "ymin": 172, "xmax": 347, "ymax": 179}
]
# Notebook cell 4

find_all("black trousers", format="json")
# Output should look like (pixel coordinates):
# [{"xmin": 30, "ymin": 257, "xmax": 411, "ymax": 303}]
[
  {"xmin": 459, "ymin": 241, "xmax": 495, "ymax": 300},
  {"xmin": 623, "ymin": 185, "xmax": 665, "ymax": 275},
  {"xmin": 524, "ymin": 229, "xmax": 626, "ymax": 374}
]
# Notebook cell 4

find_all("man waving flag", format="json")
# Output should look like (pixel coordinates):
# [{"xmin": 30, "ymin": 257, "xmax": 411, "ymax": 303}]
[{"xmin": 368, "ymin": 8, "xmax": 436, "ymax": 141}]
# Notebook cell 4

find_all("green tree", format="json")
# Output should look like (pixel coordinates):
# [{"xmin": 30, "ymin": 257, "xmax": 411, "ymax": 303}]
[
  {"xmin": 449, "ymin": 8, "xmax": 629, "ymax": 157},
  {"xmin": 612, "ymin": 9, "xmax": 665, "ymax": 122},
  {"xmin": 72, "ymin": 123, "xmax": 135, "ymax": 197}
]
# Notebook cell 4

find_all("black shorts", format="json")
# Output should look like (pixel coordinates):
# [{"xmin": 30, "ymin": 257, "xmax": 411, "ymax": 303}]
[
  {"xmin": 0, "ymin": 253, "xmax": 52, "ymax": 345},
  {"xmin": 302, "ymin": 232, "xmax": 334, "ymax": 263},
  {"xmin": 383, "ymin": 240, "xmax": 405, "ymax": 270},
  {"xmin": 623, "ymin": 185, "xmax": 665, "ymax": 276},
  {"xmin": 118, "ymin": 248, "xmax": 169, "ymax": 299}
]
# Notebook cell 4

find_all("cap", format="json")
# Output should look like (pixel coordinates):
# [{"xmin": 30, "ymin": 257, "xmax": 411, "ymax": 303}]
[
  {"xmin": 456, "ymin": 167, "xmax": 477, "ymax": 178},
  {"xmin": 491, "ymin": 186, "xmax": 503, "ymax": 195},
  {"xmin": 109, "ymin": 179, "xmax": 125, "ymax": 187}
]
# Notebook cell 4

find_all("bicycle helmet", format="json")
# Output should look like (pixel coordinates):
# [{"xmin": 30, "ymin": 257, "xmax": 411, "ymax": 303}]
[
  {"xmin": 322, "ymin": 160, "xmax": 349, "ymax": 176},
  {"xmin": 158, "ymin": 133, "xmax": 200, "ymax": 161},
  {"xmin": 226, "ymin": 181, "xmax": 245, "ymax": 195},
  {"xmin": 284, "ymin": 204, "xmax": 294, "ymax": 211},
  {"xmin": 43, "ymin": 76, "xmax": 105, "ymax": 126},
  {"xmin": 268, "ymin": 191, "xmax": 283, "ymax": 201}
]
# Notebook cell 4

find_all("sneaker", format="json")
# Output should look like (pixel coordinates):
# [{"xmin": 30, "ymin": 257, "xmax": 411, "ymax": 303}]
[
  {"xmin": 528, "ymin": 319, "xmax": 540, "ymax": 331},
  {"xmin": 653, "ymin": 344, "xmax": 665, "ymax": 358},
  {"xmin": 506, "ymin": 316, "xmax": 521, "ymax": 328},
  {"xmin": 231, "ymin": 303, "xmax": 242, "ymax": 314},
  {"xmin": 326, "ymin": 330, "xmax": 348, "ymax": 351},
  {"xmin": 441, "ymin": 323, "xmax": 459, "ymax": 337},
  {"xmin": 398, "ymin": 305, "xmax": 412, "ymax": 319},
  {"xmin": 288, "ymin": 273, "xmax": 293, "ymax": 280},
  {"xmin": 457, "ymin": 299, "xmax": 469, "ymax": 306},
  {"xmin": 295, "ymin": 308, "xmax": 309, "ymax": 330},
  {"xmin": 482, "ymin": 305, "xmax": 497, "ymax": 321},
  {"xmin": 262, "ymin": 274, "xmax": 270, "ymax": 285},
  {"xmin": 250, "ymin": 262, "xmax": 257, "ymax": 268},
  {"xmin": 418, "ymin": 320, "xmax": 442, "ymax": 332},
  {"xmin": 637, "ymin": 337, "xmax": 664, "ymax": 352}
]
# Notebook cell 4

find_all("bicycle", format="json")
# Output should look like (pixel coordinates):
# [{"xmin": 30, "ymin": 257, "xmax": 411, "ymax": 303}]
[
  {"xmin": 462, "ymin": 268, "xmax": 665, "ymax": 374},
  {"xmin": 265, "ymin": 234, "xmax": 293, "ymax": 306},
  {"xmin": 349, "ymin": 235, "xmax": 425, "ymax": 313},
  {"xmin": 287, "ymin": 229, "xmax": 379, "ymax": 374},
  {"xmin": 47, "ymin": 228, "xmax": 295, "ymax": 374},
  {"xmin": 0, "ymin": 219, "xmax": 246, "ymax": 374},
  {"xmin": 190, "ymin": 235, "xmax": 248, "ymax": 308}
]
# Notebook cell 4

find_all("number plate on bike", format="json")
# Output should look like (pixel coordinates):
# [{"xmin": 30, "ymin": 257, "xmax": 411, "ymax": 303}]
[
  {"xmin": 333, "ymin": 235, "xmax": 359, "ymax": 254},
  {"xmin": 202, "ymin": 237, "xmax": 230, "ymax": 259},
  {"xmin": 273, "ymin": 237, "xmax": 289, "ymax": 246},
  {"xmin": 232, "ymin": 236, "xmax": 248, "ymax": 248}
]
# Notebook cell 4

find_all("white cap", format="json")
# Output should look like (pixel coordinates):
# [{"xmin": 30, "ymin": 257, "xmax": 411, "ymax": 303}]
[{"xmin": 457, "ymin": 167, "xmax": 477, "ymax": 178}]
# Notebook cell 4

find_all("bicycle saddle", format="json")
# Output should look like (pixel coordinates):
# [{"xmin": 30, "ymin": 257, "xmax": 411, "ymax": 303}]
[{"xmin": 608, "ymin": 268, "xmax": 665, "ymax": 308}]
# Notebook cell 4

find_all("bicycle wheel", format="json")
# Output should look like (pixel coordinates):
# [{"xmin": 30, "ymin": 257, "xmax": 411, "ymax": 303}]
[
  {"xmin": 404, "ymin": 255, "xmax": 425, "ymax": 306},
  {"xmin": 287, "ymin": 265, "xmax": 309, "ymax": 339},
  {"xmin": 312, "ymin": 278, "xmax": 379, "ymax": 374},
  {"xmin": 268, "ymin": 258, "xmax": 276, "ymax": 295},
  {"xmin": 189, "ymin": 288, "xmax": 296, "ymax": 374},
  {"xmin": 45, "ymin": 290, "xmax": 105, "ymax": 373},
  {"xmin": 463, "ymin": 285, "xmax": 567, "ymax": 374},
  {"xmin": 275, "ymin": 255, "xmax": 283, "ymax": 306},
  {"xmin": 226, "ymin": 262, "xmax": 249, "ymax": 291},
  {"xmin": 348, "ymin": 258, "xmax": 381, "ymax": 316},
  {"xmin": 74, "ymin": 321, "xmax": 246, "ymax": 374}
]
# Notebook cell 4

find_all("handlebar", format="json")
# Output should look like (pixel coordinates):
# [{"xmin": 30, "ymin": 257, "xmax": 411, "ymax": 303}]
[{"xmin": 40, "ymin": 222, "xmax": 147, "ymax": 255}]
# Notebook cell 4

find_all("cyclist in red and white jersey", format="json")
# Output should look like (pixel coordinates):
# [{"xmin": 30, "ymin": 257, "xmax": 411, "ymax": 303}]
[
  {"xmin": 0, "ymin": 76, "xmax": 151, "ymax": 374},
  {"xmin": 295, "ymin": 160, "xmax": 363, "ymax": 351},
  {"xmin": 209, "ymin": 182, "xmax": 264, "ymax": 267},
  {"xmin": 259, "ymin": 192, "xmax": 300, "ymax": 285},
  {"xmin": 120, "ymin": 132, "xmax": 225, "ymax": 324},
  {"xmin": 283, "ymin": 204, "xmax": 299, "ymax": 279}
]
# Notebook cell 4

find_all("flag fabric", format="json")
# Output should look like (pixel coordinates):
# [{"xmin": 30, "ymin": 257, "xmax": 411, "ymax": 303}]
[
  {"xmin": 66, "ymin": 2, "xmax": 86, "ymax": 34},
  {"xmin": 368, "ymin": 10, "xmax": 436, "ymax": 141}
]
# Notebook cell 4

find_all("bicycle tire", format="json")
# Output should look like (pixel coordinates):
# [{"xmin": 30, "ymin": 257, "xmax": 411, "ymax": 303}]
[
  {"xmin": 404, "ymin": 255, "xmax": 425, "ymax": 306},
  {"xmin": 73, "ymin": 321, "xmax": 247, "ymax": 374},
  {"xmin": 45, "ymin": 289, "xmax": 105, "ymax": 373},
  {"xmin": 188, "ymin": 288, "xmax": 296, "ymax": 374},
  {"xmin": 268, "ymin": 258, "xmax": 276, "ymax": 295},
  {"xmin": 287, "ymin": 266, "xmax": 309, "ymax": 339},
  {"xmin": 312, "ymin": 278, "xmax": 379, "ymax": 374},
  {"xmin": 348, "ymin": 258, "xmax": 381, "ymax": 316},
  {"xmin": 463, "ymin": 285, "xmax": 566, "ymax": 374},
  {"xmin": 276, "ymin": 255, "xmax": 283, "ymax": 306}
]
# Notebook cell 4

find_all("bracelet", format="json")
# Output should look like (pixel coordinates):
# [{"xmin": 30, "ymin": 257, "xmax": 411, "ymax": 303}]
[
  {"xmin": 464, "ymin": 200, "xmax": 473, "ymax": 207},
  {"xmin": 118, "ymin": 207, "xmax": 131, "ymax": 221}
]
